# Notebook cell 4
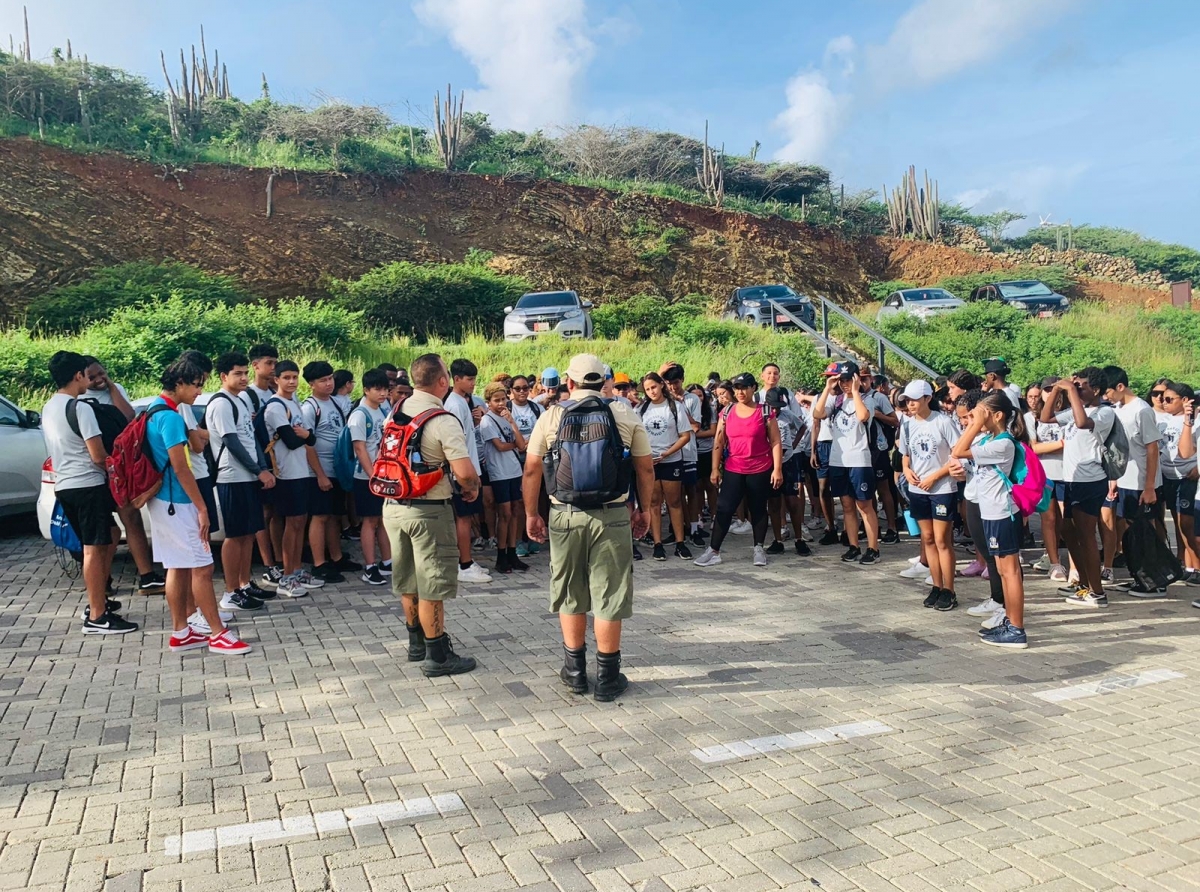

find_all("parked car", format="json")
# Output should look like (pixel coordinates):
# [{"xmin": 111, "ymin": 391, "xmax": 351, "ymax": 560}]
[
  {"xmin": 724, "ymin": 284, "xmax": 817, "ymax": 330},
  {"xmin": 876, "ymin": 287, "xmax": 964, "ymax": 323},
  {"xmin": 0, "ymin": 394, "xmax": 47, "ymax": 518},
  {"xmin": 503, "ymin": 290, "xmax": 593, "ymax": 341},
  {"xmin": 968, "ymin": 280, "xmax": 1071, "ymax": 317},
  {"xmin": 37, "ymin": 394, "xmax": 225, "ymax": 542}
]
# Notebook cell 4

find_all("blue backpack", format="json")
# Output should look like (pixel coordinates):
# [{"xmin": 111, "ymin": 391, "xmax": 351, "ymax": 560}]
[
  {"xmin": 50, "ymin": 500, "xmax": 82, "ymax": 554},
  {"xmin": 542, "ymin": 395, "xmax": 631, "ymax": 507},
  {"xmin": 334, "ymin": 406, "xmax": 373, "ymax": 490}
]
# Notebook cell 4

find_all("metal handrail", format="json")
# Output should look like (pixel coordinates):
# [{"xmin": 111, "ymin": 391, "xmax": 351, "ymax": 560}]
[
  {"xmin": 770, "ymin": 297, "xmax": 939, "ymax": 380},
  {"xmin": 766, "ymin": 300, "xmax": 859, "ymax": 363}
]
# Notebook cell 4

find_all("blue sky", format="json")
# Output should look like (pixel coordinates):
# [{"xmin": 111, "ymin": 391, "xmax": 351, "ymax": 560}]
[{"xmin": 7, "ymin": 0, "xmax": 1200, "ymax": 248}]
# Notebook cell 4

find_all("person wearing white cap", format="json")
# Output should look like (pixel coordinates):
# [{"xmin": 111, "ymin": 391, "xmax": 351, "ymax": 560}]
[
  {"xmin": 898, "ymin": 380, "xmax": 963, "ymax": 611},
  {"xmin": 523, "ymin": 354, "xmax": 655, "ymax": 702}
]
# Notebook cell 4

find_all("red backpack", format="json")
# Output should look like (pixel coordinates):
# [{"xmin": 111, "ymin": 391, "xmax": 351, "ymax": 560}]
[
  {"xmin": 369, "ymin": 407, "xmax": 453, "ymax": 500},
  {"xmin": 107, "ymin": 404, "xmax": 172, "ymax": 509}
]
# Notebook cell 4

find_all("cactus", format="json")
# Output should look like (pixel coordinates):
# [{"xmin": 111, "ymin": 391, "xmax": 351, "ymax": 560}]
[
  {"xmin": 434, "ymin": 84, "xmax": 464, "ymax": 172},
  {"xmin": 884, "ymin": 166, "xmax": 940, "ymax": 240},
  {"xmin": 696, "ymin": 120, "xmax": 724, "ymax": 208}
]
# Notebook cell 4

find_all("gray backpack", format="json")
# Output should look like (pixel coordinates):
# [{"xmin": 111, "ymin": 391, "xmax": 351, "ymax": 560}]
[{"xmin": 542, "ymin": 396, "xmax": 631, "ymax": 508}]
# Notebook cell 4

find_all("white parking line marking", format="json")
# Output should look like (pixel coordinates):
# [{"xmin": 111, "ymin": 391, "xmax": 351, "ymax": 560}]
[
  {"xmin": 164, "ymin": 794, "xmax": 466, "ymax": 856},
  {"xmin": 1033, "ymin": 669, "xmax": 1185, "ymax": 703},
  {"xmin": 691, "ymin": 720, "xmax": 894, "ymax": 764}
]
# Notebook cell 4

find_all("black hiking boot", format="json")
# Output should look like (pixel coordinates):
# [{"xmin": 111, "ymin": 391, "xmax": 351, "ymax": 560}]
[
  {"xmin": 560, "ymin": 644, "xmax": 588, "ymax": 694},
  {"xmin": 594, "ymin": 650, "xmax": 629, "ymax": 702},
  {"xmin": 421, "ymin": 634, "xmax": 477, "ymax": 677},
  {"xmin": 407, "ymin": 624, "xmax": 426, "ymax": 662}
]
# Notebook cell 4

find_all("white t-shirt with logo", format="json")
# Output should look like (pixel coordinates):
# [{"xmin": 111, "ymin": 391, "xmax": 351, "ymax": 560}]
[
  {"xmin": 206, "ymin": 390, "xmax": 259, "ymax": 484},
  {"xmin": 1157, "ymin": 412, "xmax": 1196, "ymax": 481},
  {"xmin": 478, "ymin": 411, "xmax": 523, "ymax": 481},
  {"xmin": 1029, "ymin": 414, "xmax": 1065, "ymax": 482},
  {"xmin": 1056, "ymin": 405, "xmax": 1116, "ymax": 483},
  {"xmin": 510, "ymin": 402, "xmax": 541, "ymax": 444},
  {"xmin": 680, "ymin": 392, "xmax": 700, "ymax": 464},
  {"xmin": 265, "ymin": 395, "xmax": 309, "ymax": 481},
  {"xmin": 972, "ymin": 434, "xmax": 1017, "ymax": 521},
  {"xmin": 301, "ymin": 397, "xmax": 346, "ymax": 478},
  {"xmin": 42, "ymin": 393, "xmax": 106, "ymax": 490},
  {"xmin": 827, "ymin": 396, "xmax": 871, "ymax": 469},
  {"xmin": 640, "ymin": 401, "xmax": 689, "ymax": 463},
  {"xmin": 897, "ymin": 412, "xmax": 960, "ymax": 496},
  {"xmin": 444, "ymin": 392, "xmax": 480, "ymax": 475},
  {"xmin": 348, "ymin": 403, "xmax": 386, "ymax": 480},
  {"xmin": 1114, "ymin": 398, "xmax": 1162, "ymax": 491}
]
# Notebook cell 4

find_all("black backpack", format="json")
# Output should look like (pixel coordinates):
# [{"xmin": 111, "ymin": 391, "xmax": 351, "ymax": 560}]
[
  {"xmin": 199, "ymin": 391, "xmax": 243, "ymax": 474},
  {"xmin": 543, "ymin": 396, "xmax": 631, "ymax": 508},
  {"xmin": 66, "ymin": 397, "xmax": 129, "ymax": 453},
  {"xmin": 1122, "ymin": 511, "xmax": 1183, "ymax": 590}
]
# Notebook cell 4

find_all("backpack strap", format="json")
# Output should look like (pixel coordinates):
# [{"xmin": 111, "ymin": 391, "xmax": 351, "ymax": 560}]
[
  {"xmin": 206, "ymin": 390, "xmax": 240, "ymax": 425},
  {"xmin": 246, "ymin": 389, "xmax": 261, "ymax": 415},
  {"xmin": 303, "ymin": 397, "xmax": 321, "ymax": 425},
  {"xmin": 66, "ymin": 397, "xmax": 80, "ymax": 438}
]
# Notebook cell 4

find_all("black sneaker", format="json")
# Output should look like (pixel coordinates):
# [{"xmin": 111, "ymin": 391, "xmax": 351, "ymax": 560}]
[
  {"xmin": 261, "ymin": 565, "xmax": 285, "ymax": 589},
  {"xmin": 652, "ymin": 543, "xmax": 667, "ymax": 561},
  {"xmin": 335, "ymin": 556, "xmax": 363, "ymax": 572},
  {"xmin": 137, "ymin": 572, "xmax": 166, "ymax": 594},
  {"xmin": 858, "ymin": 529, "xmax": 867, "ymax": 541},
  {"xmin": 1187, "ymin": 570, "xmax": 1200, "ymax": 586},
  {"xmin": 859, "ymin": 548, "xmax": 880, "ymax": 565},
  {"xmin": 841, "ymin": 546, "xmax": 862, "ymax": 563},
  {"xmin": 819, "ymin": 529, "xmax": 840, "ymax": 546},
  {"xmin": 632, "ymin": 544, "xmax": 643, "ymax": 561},
  {"xmin": 241, "ymin": 582, "xmax": 275, "ymax": 601},
  {"xmin": 1022, "ymin": 531, "xmax": 1037, "ymax": 549},
  {"xmin": 312, "ymin": 563, "xmax": 346, "ymax": 584},
  {"xmin": 342, "ymin": 525, "xmax": 362, "ymax": 541},
  {"xmin": 923, "ymin": 587, "xmax": 940, "ymax": 608},
  {"xmin": 361, "ymin": 564, "xmax": 387, "ymax": 586},
  {"xmin": 794, "ymin": 540, "xmax": 812, "ymax": 557},
  {"xmin": 220, "ymin": 591, "xmax": 265, "ymax": 611},
  {"xmin": 674, "ymin": 542, "xmax": 693, "ymax": 560},
  {"xmin": 840, "ymin": 530, "xmax": 851, "ymax": 547},
  {"xmin": 935, "ymin": 588, "xmax": 958, "ymax": 611},
  {"xmin": 661, "ymin": 529, "xmax": 677, "ymax": 545},
  {"xmin": 82, "ymin": 612, "xmax": 139, "ymax": 635},
  {"xmin": 690, "ymin": 530, "xmax": 706, "ymax": 547},
  {"xmin": 881, "ymin": 529, "xmax": 900, "ymax": 545},
  {"xmin": 82, "ymin": 598, "xmax": 123, "ymax": 620},
  {"xmin": 766, "ymin": 540, "xmax": 785, "ymax": 555},
  {"xmin": 1113, "ymin": 553, "xmax": 1127, "ymax": 569},
  {"xmin": 510, "ymin": 554, "xmax": 530, "ymax": 572}
]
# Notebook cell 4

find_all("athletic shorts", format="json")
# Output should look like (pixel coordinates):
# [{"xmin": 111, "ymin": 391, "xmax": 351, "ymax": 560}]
[
  {"xmin": 194, "ymin": 476, "xmax": 221, "ymax": 534},
  {"xmin": 217, "ymin": 481, "xmax": 265, "ymax": 538},
  {"xmin": 682, "ymin": 461, "xmax": 698, "ymax": 487},
  {"xmin": 815, "ymin": 441, "xmax": 832, "ymax": 480},
  {"xmin": 697, "ymin": 451, "xmax": 713, "ymax": 483},
  {"xmin": 1056, "ymin": 479, "xmax": 1108, "ymax": 519},
  {"xmin": 908, "ymin": 490, "xmax": 957, "ymax": 522},
  {"xmin": 872, "ymin": 449, "xmax": 892, "ymax": 480},
  {"xmin": 307, "ymin": 477, "xmax": 342, "ymax": 516},
  {"xmin": 147, "ymin": 499, "xmax": 213, "ymax": 569},
  {"xmin": 55, "ymin": 484, "xmax": 116, "ymax": 548},
  {"xmin": 273, "ymin": 477, "xmax": 310, "ymax": 518},
  {"xmin": 453, "ymin": 492, "xmax": 483, "ymax": 517},
  {"xmin": 781, "ymin": 455, "xmax": 803, "ymax": 497},
  {"xmin": 983, "ymin": 515, "xmax": 1022, "ymax": 557},
  {"xmin": 490, "ymin": 476, "xmax": 522, "ymax": 504},
  {"xmin": 1115, "ymin": 487, "xmax": 1163, "ymax": 522},
  {"xmin": 1162, "ymin": 477, "xmax": 1198, "ymax": 515},
  {"xmin": 655, "ymin": 461, "xmax": 683, "ymax": 482},
  {"xmin": 828, "ymin": 466, "xmax": 876, "ymax": 501},
  {"xmin": 353, "ymin": 478, "xmax": 384, "ymax": 518}
]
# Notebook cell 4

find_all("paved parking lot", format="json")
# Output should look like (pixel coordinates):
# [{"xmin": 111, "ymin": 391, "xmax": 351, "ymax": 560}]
[{"xmin": 1, "ymin": 514, "xmax": 1199, "ymax": 892}]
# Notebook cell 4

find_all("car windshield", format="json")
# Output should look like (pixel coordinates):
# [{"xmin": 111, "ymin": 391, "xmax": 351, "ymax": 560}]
[
  {"xmin": 996, "ymin": 281, "xmax": 1053, "ymax": 298},
  {"xmin": 516, "ymin": 292, "xmax": 578, "ymax": 310},
  {"xmin": 900, "ymin": 289, "xmax": 956, "ymax": 302},
  {"xmin": 738, "ymin": 285, "xmax": 796, "ymax": 301}
]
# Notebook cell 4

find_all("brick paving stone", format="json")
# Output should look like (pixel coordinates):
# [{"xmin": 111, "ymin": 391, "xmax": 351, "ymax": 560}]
[{"xmin": 2, "ymin": 523, "xmax": 1200, "ymax": 892}]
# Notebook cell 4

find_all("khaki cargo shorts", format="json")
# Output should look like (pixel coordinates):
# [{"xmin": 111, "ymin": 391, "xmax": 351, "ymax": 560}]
[
  {"xmin": 382, "ymin": 500, "xmax": 459, "ymax": 601},
  {"xmin": 548, "ymin": 504, "xmax": 634, "ymax": 621}
]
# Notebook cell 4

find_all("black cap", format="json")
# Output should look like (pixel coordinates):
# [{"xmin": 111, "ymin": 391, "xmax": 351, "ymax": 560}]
[
  {"xmin": 731, "ymin": 372, "xmax": 757, "ymax": 389},
  {"xmin": 764, "ymin": 386, "xmax": 787, "ymax": 409},
  {"xmin": 984, "ymin": 357, "xmax": 1010, "ymax": 376}
]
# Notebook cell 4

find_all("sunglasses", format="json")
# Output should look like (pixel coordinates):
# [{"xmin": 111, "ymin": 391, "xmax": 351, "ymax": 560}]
[
  {"xmin": 511, "ymin": 385, "xmax": 530, "ymax": 392},
  {"xmin": 1163, "ymin": 396, "xmax": 1179, "ymax": 404},
  {"xmin": 1151, "ymin": 390, "xmax": 1166, "ymax": 398}
]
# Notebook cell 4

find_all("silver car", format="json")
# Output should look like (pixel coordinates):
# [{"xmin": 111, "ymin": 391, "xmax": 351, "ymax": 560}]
[
  {"xmin": 876, "ymin": 288, "xmax": 964, "ymax": 323},
  {"xmin": 503, "ymin": 290, "xmax": 593, "ymax": 341},
  {"xmin": 0, "ymin": 394, "xmax": 46, "ymax": 517}
]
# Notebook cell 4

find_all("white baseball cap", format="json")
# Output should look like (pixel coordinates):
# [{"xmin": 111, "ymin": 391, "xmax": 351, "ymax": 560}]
[{"xmin": 902, "ymin": 380, "xmax": 934, "ymax": 401}]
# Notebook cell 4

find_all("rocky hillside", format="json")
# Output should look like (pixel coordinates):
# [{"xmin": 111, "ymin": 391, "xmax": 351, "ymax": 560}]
[{"xmin": 0, "ymin": 139, "xmax": 1169, "ymax": 320}]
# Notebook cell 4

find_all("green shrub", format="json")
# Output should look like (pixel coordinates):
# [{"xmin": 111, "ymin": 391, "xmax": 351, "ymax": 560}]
[
  {"xmin": 935, "ymin": 264, "xmax": 1077, "ymax": 301},
  {"xmin": 667, "ymin": 318, "xmax": 750, "ymax": 348},
  {"xmin": 591, "ymin": 293, "xmax": 708, "ymax": 339},
  {"xmin": 868, "ymin": 280, "xmax": 915, "ymax": 302},
  {"xmin": 25, "ymin": 262, "xmax": 252, "ymax": 332},
  {"xmin": 1010, "ymin": 226, "xmax": 1200, "ymax": 283},
  {"xmin": 330, "ymin": 261, "xmax": 532, "ymax": 340}
]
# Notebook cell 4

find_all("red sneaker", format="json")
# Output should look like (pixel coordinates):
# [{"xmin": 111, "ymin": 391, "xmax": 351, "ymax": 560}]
[
  {"xmin": 168, "ymin": 626, "xmax": 209, "ymax": 652},
  {"xmin": 208, "ymin": 628, "xmax": 251, "ymax": 655}
]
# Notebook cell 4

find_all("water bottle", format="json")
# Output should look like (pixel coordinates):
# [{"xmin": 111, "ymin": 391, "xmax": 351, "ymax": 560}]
[{"xmin": 412, "ymin": 449, "xmax": 423, "ymax": 465}]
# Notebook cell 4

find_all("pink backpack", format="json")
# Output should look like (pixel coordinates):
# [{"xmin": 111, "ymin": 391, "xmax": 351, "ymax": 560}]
[{"xmin": 985, "ymin": 433, "xmax": 1052, "ymax": 518}]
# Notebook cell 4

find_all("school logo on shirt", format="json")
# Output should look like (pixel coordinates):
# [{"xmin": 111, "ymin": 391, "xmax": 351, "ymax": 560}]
[
  {"xmin": 835, "ymin": 410, "xmax": 858, "ymax": 432},
  {"xmin": 646, "ymin": 416, "xmax": 668, "ymax": 434}
]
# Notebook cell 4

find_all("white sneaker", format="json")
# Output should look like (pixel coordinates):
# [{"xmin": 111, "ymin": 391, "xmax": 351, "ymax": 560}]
[
  {"xmin": 967, "ymin": 597, "xmax": 1004, "ymax": 617},
  {"xmin": 730, "ymin": 519, "xmax": 753, "ymax": 535},
  {"xmin": 924, "ymin": 574, "xmax": 934, "ymax": 586},
  {"xmin": 805, "ymin": 517, "xmax": 825, "ymax": 530},
  {"xmin": 1100, "ymin": 567, "xmax": 1113, "ymax": 583},
  {"xmin": 694, "ymin": 547, "xmax": 722, "ymax": 567},
  {"xmin": 781, "ymin": 527, "xmax": 793, "ymax": 541},
  {"xmin": 471, "ymin": 537, "xmax": 486, "ymax": 550},
  {"xmin": 907, "ymin": 555, "xmax": 922, "ymax": 565},
  {"xmin": 293, "ymin": 569, "xmax": 325, "ymax": 589},
  {"xmin": 753, "ymin": 545, "xmax": 768, "ymax": 567},
  {"xmin": 980, "ymin": 608, "xmax": 1007, "ymax": 630},
  {"xmin": 1048, "ymin": 563, "xmax": 1067, "ymax": 582},
  {"xmin": 458, "ymin": 563, "xmax": 493, "ymax": 584},
  {"xmin": 1032, "ymin": 554, "xmax": 1052, "ymax": 573},
  {"xmin": 898, "ymin": 562, "xmax": 929, "ymax": 579},
  {"xmin": 278, "ymin": 575, "xmax": 309, "ymax": 598},
  {"xmin": 1067, "ymin": 568, "xmax": 1080, "ymax": 586}
]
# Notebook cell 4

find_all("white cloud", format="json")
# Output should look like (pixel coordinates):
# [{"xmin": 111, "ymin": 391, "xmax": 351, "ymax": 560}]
[
  {"xmin": 772, "ymin": 70, "xmax": 846, "ymax": 163},
  {"xmin": 952, "ymin": 162, "xmax": 1090, "ymax": 232},
  {"xmin": 824, "ymin": 35, "xmax": 856, "ymax": 76},
  {"xmin": 413, "ymin": 0, "xmax": 594, "ymax": 131}
]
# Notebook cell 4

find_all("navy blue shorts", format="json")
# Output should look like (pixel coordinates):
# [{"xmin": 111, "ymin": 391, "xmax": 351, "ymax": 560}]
[
  {"xmin": 829, "ymin": 466, "xmax": 876, "ymax": 501},
  {"xmin": 682, "ymin": 461, "xmax": 698, "ymax": 486},
  {"xmin": 815, "ymin": 442, "xmax": 832, "ymax": 480},
  {"xmin": 273, "ymin": 477, "xmax": 310, "ymax": 518},
  {"xmin": 195, "ymin": 476, "xmax": 221, "ymax": 534},
  {"xmin": 780, "ymin": 455, "xmax": 803, "ymax": 497},
  {"xmin": 490, "ymin": 476, "xmax": 523, "ymax": 504},
  {"xmin": 453, "ymin": 492, "xmax": 483, "ymax": 517},
  {"xmin": 217, "ymin": 481, "xmax": 265, "ymax": 538},
  {"xmin": 353, "ymin": 478, "xmax": 384, "ymax": 518},
  {"xmin": 983, "ymin": 515, "xmax": 1022, "ymax": 557},
  {"xmin": 872, "ymin": 449, "xmax": 892, "ymax": 480},
  {"xmin": 655, "ymin": 461, "xmax": 683, "ymax": 483},
  {"xmin": 1162, "ymin": 477, "xmax": 1198, "ymax": 515},
  {"xmin": 1056, "ymin": 479, "xmax": 1108, "ymax": 519},
  {"xmin": 1115, "ymin": 487, "xmax": 1164, "ymax": 522},
  {"xmin": 908, "ymin": 490, "xmax": 957, "ymax": 522},
  {"xmin": 307, "ymin": 477, "xmax": 342, "ymax": 516}
]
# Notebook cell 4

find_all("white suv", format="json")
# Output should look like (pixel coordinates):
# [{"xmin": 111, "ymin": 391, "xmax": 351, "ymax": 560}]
[{"xmin": 503, "ymin": 291, "xmax": 593, "ymax": 341}]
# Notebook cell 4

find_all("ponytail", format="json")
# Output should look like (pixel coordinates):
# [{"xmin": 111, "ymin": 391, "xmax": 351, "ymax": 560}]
[{"xmin": 978, "ymin": 391, "xmax": 1029, "ymax": 444}]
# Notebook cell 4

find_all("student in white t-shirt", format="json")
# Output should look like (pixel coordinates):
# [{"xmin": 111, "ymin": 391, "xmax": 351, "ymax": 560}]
[
  {"xmin": 1158, "ymin": 382, "xmax": 1200, "ymax": 582},
  {"xmin": 1026, "ymin": 378, "xmax": 1067, "ymax": 581},
  {"xmin": 479, "ymin": 382, "xmax": 529, "ymax": 575},
  {"xmin": 637, "ymin": 373, "xmax": 693, "ymax": 560},
  {"xmin": 350, "ymin": 368, "xmax": 392, "ymax": 586},
  {"xmin": 1102, "ymin": 365, "xmax": 1162, "ymax": 585},
  {"xmin": 951, "ymin": 391, "xmax": 1029, "ymax": 650},
  {"xmin": 302, "ymin": 360, "xmax": 355, "ymax": 582},
  {"xmin": 1040, "ymin": 368, "xmax": 1116, "ymax": 607},
  {"xmin": 264, "ymin": 361, "xmax": 316, "ymax": 594}
]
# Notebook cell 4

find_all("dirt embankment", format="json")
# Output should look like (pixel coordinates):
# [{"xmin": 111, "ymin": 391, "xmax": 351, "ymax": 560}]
[{"xmin": 0, "ymin": 139, "xmax": 1169, "ymax": 319}]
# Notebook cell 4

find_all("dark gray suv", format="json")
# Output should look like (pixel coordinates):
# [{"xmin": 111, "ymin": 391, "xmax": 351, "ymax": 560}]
[{"xmin": 723, "ymin": 284, "xmax": 817, "ymax": 330}]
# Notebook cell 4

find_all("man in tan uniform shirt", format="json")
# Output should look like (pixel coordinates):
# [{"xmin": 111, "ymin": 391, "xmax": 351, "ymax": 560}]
[
  {"xmin": 523, "ymin": 354, "xmax": 654, "ymax": 701},
  {"xmin": 382, "ymin": 353, "xmax": 482, "ymax": 677}
]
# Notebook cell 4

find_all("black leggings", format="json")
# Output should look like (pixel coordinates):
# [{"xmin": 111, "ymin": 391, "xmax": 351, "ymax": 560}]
[
  {"xmin": 711, "ymin": 470, "xmax": 772, "ymax": 550},
  {"xmin": 963, "ymin": 499, "xmax": 1004, "ymax": 606}
]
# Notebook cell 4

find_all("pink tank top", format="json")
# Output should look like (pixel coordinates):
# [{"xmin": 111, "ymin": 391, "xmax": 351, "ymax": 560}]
[{"xmin": 724, "ymin": 405, "xmax": 772, "ymax": 474}]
